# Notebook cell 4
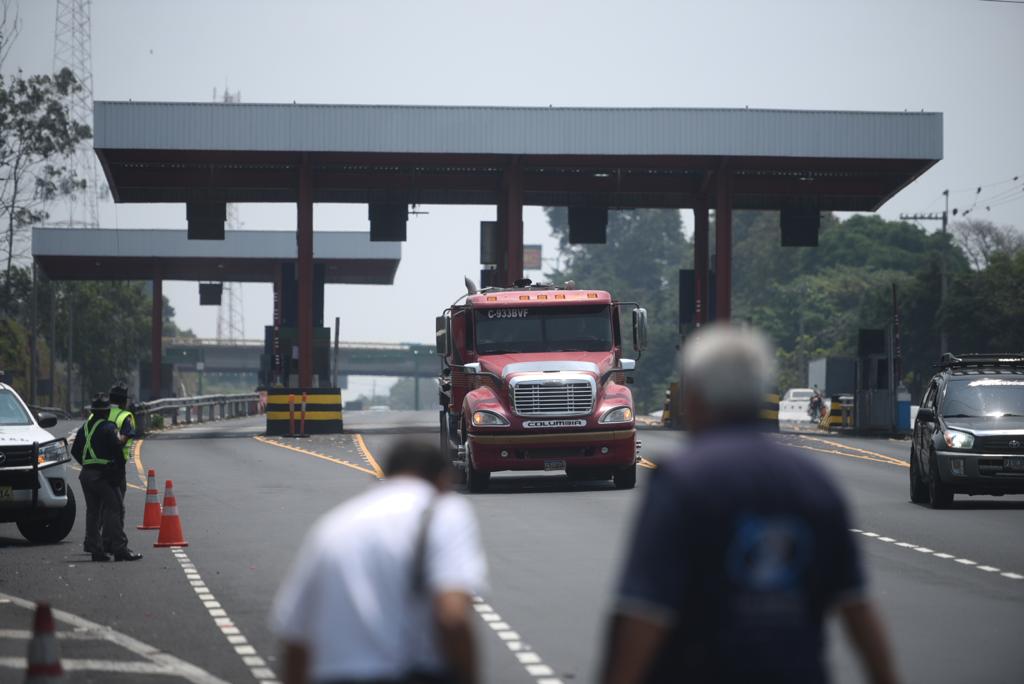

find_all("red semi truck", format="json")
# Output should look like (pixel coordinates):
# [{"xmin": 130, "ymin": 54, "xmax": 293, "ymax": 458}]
[{"xmin": 436, "ymin": 279, "xmax": 647, "ymax": 492}]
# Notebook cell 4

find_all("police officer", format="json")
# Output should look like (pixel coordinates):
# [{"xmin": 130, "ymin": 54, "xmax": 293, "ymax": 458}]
[
  {"xmin": 107, "ymin": 383, "xmax": 136, "ymax": 552},
  {"xmin": 71, "ymin": 394, "xmax": 143, "ymax": 562}
]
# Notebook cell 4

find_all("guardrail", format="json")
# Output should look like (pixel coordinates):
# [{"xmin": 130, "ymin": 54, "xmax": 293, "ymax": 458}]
[{"xmin": 134, "ymin": 393, "xmax": 264, "ymax": 435}]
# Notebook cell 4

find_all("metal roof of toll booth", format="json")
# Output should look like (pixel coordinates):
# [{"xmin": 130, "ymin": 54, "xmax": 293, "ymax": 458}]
[{"xmin": 94, "ymin": 102, "xmax": 942, "ymax": 212}]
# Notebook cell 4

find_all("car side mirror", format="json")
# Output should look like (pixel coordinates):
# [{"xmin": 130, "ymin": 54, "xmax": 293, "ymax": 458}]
[
  {"xmin": 37, "ymin": 412, "xmax": 58, "ymax": 429},
  {"xmin": 917, "ymin": 407, "xmax": 935, "ymax": 423}
]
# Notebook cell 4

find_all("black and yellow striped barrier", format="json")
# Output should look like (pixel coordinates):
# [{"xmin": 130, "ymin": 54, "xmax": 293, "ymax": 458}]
[
  {"xmin": 758, "ymin": 393, "xmax": 780, "ymax": 432},
  {"xmin": 266, "ymin": 388, "xmax": 343, "ymax": 435}
]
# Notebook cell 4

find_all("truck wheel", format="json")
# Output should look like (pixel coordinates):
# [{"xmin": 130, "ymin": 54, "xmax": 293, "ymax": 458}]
[
  {"xmin": 927, "ymin": 449, "xmax": 954, "ymax": 509},
  {"xmin": 464, "ymin": 441, "xmax": 490, "ymax": 493},
  {"xmin": 909, "ymin": 447, "xmax": 929, "ymax": 504},
  {"xmin": 17, "ymin": 489, "xmax": 77, "ymax": 544},
  {"xmin": 613, "ymin": 465, "xmax": 637, "ymax": 490}
]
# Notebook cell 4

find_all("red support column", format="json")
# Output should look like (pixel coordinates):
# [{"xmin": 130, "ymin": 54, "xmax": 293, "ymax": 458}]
[
  {"xmin": 151, "ymin": 271, "xmax": 163, "ymax": 400},
  {"xmin": 714, "ymin": 171, "xmax": 733, "ymax": 321},
  {"xmin": 693, "ymin": 196, "xmax": 709, "ymax": 326},
  {"xmin": 297, "ymin": 156, "xmax": 314, "ymax": 388},
  {"xmin": 501, "ymin": 164, "xmax": 524, "ymax": 286}
]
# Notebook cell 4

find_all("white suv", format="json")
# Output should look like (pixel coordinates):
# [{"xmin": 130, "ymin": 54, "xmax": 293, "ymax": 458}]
[{"xmin": 0, "ymin": 379, "xmax": 77, "ymax": 543}]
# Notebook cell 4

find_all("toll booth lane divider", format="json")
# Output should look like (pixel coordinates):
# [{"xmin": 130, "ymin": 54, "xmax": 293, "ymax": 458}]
[{"xmin": 265, "ymin": 387, "xmax": 343, "ymax": 435}]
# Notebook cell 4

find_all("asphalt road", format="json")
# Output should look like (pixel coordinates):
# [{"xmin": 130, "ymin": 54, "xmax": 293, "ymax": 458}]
[{"xmin": 1, "ymin": 411, "xmax": 1022, "ymax": 683}]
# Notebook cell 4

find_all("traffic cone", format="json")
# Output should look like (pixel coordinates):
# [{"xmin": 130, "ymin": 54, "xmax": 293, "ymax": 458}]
[
  {"xmin": 25, "ymin": 602, "xmax": 64, "ymax": 682},
  {"xmin": 154, "ymin": 480, "xmax": 189, "ymax": 548},
  {"xmin": 137, "ymin": 469, "xmax": 162, "ymax": 530}
]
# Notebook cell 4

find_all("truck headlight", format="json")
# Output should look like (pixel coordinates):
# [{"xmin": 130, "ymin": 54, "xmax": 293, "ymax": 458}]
[
  {"xmin": 472, "ymin": 410, "xmax": 509, "ymax": 427},
  {"xmin": 943, "ymin": 429, "xmax": 974, "ymax": 450},
  {"xmin": 38, "ymin": 440, "xmax": 70, "ymax": 465},
  {"xmin": 600, "ymin": 406, "xmax": 634, "ymax": 424}
]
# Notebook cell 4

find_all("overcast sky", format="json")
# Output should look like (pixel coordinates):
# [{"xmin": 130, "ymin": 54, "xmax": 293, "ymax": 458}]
[{"xmin": 5, "ymin": 0, "xmax": 1023, "ymax": 393}]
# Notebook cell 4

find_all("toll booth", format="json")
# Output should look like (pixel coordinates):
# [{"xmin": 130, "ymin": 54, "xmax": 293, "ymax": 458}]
[{"xmin": 854, "ymin": 327, "xmax": 900, "ymax": 433}]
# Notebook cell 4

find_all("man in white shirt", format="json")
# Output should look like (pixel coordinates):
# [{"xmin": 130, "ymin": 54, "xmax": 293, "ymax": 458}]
[{"xmin": 270, "ymin": 438, "xmax": 488, "ymax": 684}]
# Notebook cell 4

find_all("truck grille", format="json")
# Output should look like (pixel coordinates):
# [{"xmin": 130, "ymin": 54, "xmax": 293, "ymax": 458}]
[
  {"xmin": 512, "ymin": 380, "xmax": 595, "ymax": 417},
  {"xmin": 0, "ymin": 445, "xmax": 36, "ymax": 468}
]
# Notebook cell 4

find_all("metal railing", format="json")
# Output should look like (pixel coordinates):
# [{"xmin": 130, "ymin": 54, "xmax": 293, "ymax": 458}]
[{"xmin": 134, "ymin": 393, "xmax": 264, "ymax": 435}]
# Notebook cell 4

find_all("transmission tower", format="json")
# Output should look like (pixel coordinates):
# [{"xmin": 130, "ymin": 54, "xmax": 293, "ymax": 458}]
[
  {"xmin": 215, "ymin": 88, "xmax": 246, "ymax": 342},
  {"xmin": 53, "ymin": 0, "xmax": 101, "ymax": 227}
]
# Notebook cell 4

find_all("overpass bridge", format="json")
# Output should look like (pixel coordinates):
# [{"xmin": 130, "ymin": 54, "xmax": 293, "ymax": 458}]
[{"xmin": 163, "ymin": 338, "xmax": 439, "ymax": 383}]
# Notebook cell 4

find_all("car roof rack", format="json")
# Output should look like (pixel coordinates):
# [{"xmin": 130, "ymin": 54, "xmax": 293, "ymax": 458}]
[{"xmin": 938, "ymin": 353, "xmax": 1024, "ymax": 370}]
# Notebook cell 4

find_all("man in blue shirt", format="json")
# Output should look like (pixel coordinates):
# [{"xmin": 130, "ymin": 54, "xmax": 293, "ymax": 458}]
[{"xmin": 603, "ymin": 324, "xmax": 897, "ymax": 684}]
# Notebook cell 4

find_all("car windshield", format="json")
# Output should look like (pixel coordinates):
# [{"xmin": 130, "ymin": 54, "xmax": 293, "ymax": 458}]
[
  {"xmin": 941, "ymin": 378, "xmax": 1024, "ymax": 418},
  {"xmin": 0, "ymin": 389, "xmax": 33, "ymax": 426},
  {"xmin": 475, "ymin": 304, "xmax": 613, "ymax": 355}
]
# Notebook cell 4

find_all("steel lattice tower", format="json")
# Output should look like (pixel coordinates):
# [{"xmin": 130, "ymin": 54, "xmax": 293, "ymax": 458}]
[
  {"xmin": 53, "ymin": 0, "xmax": 101, "ymax": 227},
  {"xmin": 215, "ymin": 88, "xmax": 246, "ymax": 342}
]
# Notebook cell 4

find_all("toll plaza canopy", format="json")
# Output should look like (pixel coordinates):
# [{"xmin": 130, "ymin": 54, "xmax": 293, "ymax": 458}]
[
  {"xmin": 93, "ymin": 101, "xmax": 942, "ymax": 389},
  {"xmin": 32, "ymin": 228, "xmax": 400, "ymax": 284}
]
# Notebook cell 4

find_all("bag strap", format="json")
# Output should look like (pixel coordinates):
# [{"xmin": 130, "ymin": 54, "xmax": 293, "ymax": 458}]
[{"xmin": 411, "ymin": 493, "xmax": 439, "ymax": 596}]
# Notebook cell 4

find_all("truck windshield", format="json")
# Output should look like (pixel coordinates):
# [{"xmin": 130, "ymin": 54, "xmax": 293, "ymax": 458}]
[
  {"xmin": 475, "ymin": 305, "xmax": 613, "ymax": 355},
  {"xmin": 0, "ymin": 389, "xmax": 33, "ymax": 426},
  {"xmin": 941, "ymin": 378, "xmax": 1024, "ymax": 417}
]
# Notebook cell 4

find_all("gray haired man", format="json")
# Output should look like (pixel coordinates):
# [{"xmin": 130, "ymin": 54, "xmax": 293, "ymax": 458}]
[{"xmin": 603, "ymin": 323, "xmax": 898, "ymax": 684}]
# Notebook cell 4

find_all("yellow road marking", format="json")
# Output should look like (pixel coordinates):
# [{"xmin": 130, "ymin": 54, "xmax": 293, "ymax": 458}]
[
  {"xmin": 132, "ymin": 439, "xmax": 146, "ymax": 487},
  {"xmin": 253, "ymin": 435, "xmax": 380, "ymax": 478},
  {"xmin": 786, "ymin": 441, "xmax": 910, "ymax": 469},
  {"xmin": 638, "ymin": 457, "xmax": 658, "ymax": 470},
  {"xmin": 353, "ymin": 434, "xmax": 384, "ymax": 478},
  {"xmin": 798, "ymin": 435, "xmax": 908, "ymax": 466},
  {"xmin": 127, "ymin": 482, "xmax": 145, "ymax": 491}
]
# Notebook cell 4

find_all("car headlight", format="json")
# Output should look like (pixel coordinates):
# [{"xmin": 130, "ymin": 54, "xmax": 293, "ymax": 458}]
[
  {"xmin": 472, "ymin": 410, "xmax": 509, "ymax": 427},
  {"xmin": 38, "ymin": 440, "xmax": 70, "ymax": 465},
  {"xmin": 600, "ymin": 406, "xmax": 634, "ymax": 424},
  {"xmin": 943, "ymin": 429, "xmax": 974, "ymax": 450}
]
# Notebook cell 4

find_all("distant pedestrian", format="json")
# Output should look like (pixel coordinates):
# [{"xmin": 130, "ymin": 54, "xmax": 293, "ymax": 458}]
[
  {"xmin": 270, "ymin": 438, "xmax": 487, "ymax": 684},
  {"xmin": 70, "ymin": 394, "xmax": 142, "ymax": 562},
  {"xmin": 602, "ymin": 323, "xmax": 898, "ymax": 684}
]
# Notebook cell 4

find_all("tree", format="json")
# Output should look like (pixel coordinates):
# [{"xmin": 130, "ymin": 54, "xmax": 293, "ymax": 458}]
[
  {"xmin": 388, "ymin": 376, "xmax": 438, "ymax": 411},
  {"xmin": 953, "ymin": 219, "xmax": 1024, "ymax": 270},
  {"xmin": 1, "ymin": 67, "xmax": 92, "ymax": 312},
  {"xmin": 544, "ymin": 208, "xmax": 692, "ymax": 412}
]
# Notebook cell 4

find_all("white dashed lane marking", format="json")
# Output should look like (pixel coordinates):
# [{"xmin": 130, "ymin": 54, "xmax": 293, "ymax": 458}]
[
  {"xmin": 850, "ymin": 529, "xmax": 1022, "ymax": 582},
  {"xmin": 170, "ymin": 549, "xmax": 280, "ymax": 683},
  {"xmin": 473, "ymin": 597, "xmax": 563, "ymax": 683}
]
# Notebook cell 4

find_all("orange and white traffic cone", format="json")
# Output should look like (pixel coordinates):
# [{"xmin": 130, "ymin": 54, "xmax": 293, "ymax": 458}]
[
  {"xmin": 137, "ymin": 469, "xmax": 162, "ymax": 530},
  {"xmin": 25, "ymin": 602, "xmax": 64, "ymax": 683},
  {"xmin": 154, "ymin": 480, "xmax": 189, "ymax": 548}
]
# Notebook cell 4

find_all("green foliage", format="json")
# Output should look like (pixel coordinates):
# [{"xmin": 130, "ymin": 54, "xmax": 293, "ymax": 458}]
[
  {"xmin": 0, "ymin": 316, "xmax": 29, "ymax": 390},
  {"xmin": 1, "ymin": 67, "xmax": 92, "ymax": 308},
  {"xmin": 544, "ymin": 208, "xmax": 692, "ymax": 412},
  {"xmin": 388, "ymin": 376, "xmax": 438, "ymax": 411}
]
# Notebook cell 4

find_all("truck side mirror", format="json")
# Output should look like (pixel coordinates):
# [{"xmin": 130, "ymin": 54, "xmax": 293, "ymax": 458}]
[
  {"xmin": 632, "ymin": 307, "xmax": 648, "ymax": 353},
  {"xmin": 435, "ymin": 316, "xmax": 448, "ymax": 355},
  {"xmin": 462, "ymin": 362, "xmax": 481, "ymax": 375},
  {"xmin": 917, "ymin": 406, "xmax": 935, "ymax": 423},
  {"xmin": 620, "ymin": 358, "xmax": 636, "ymax": 371}
]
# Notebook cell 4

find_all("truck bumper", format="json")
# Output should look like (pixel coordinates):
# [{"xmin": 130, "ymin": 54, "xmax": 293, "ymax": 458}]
[
  {"xmin": 935, "ymin": 450, "xmax": 1024, "ymax": 494},
  {"xmin": 0, "ymin": 462, "xmax": 72, "ymax": 523},
  {"xmin": 468, "ymin": 428, "xmax": 637, "ymax": 473}
]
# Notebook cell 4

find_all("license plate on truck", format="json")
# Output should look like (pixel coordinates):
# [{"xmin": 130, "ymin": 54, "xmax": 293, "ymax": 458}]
[
  {"xmin": 0, "ymin": 485, "xmax": 13, "ymax": 500},
  {"xmin": 544, "ymin": 460, "xmax": 566, "ymax": 472}
]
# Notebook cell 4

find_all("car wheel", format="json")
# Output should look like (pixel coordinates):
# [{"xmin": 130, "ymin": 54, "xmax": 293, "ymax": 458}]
[
  {"xmin": 927, "ymin": 449, "xmax": 954, "ymax": 509},
  {"xmin": 613, "ymin": 464, "xmax": 637, "ymax": 490},
  {"xmin": 465, "ymin": 441, "xmax": 490, "ymax": 493},
  {"xmin": 909, "ymin": 448, "xmax": 929, "ymax": 504},
  {"xmin": 17, "ymin": 489, "xmax": 77, "ymax": 544}
]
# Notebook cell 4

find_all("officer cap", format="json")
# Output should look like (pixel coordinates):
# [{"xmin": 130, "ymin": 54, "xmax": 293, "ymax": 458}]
[
  {"xmin": 109, "ymin": 384, "xmax": 128, "ymax": 403},
  {"xmin": 90, "ymin": 394, "xmax": 111, "ymax": 411}
]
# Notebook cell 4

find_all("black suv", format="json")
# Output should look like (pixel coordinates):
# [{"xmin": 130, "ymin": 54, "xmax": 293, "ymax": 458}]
[{"xmin": 910, "ymin": 353, "xmax": 1024, "ymax": 508}]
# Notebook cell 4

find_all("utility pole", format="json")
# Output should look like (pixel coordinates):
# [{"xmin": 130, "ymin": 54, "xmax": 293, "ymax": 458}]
[{"xmin": 900, "ymin": 189, "xmax": 949, "ymax": 354}]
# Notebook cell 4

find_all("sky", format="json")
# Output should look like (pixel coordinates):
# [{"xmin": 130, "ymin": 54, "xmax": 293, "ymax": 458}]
[{"xmin": 4, "ymin": 0, "xmax": 1023, "ymax": 396}]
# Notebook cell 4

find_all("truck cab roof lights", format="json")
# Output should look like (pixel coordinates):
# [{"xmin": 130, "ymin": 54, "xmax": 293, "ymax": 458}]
[
  {"xmin": 519, "ymin": 295, "xmax": 530, "ymax": 300},
  {"xmin": 486, "ymin": 296, "xmax": 497, "ymax": 301},
  {"xmin": 554, "ymin": 294, "xmax": 565, "ymax": 300},
  {"xmin": 587, "ymin": 293, "xmax": 598, "ymax": 299}
]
